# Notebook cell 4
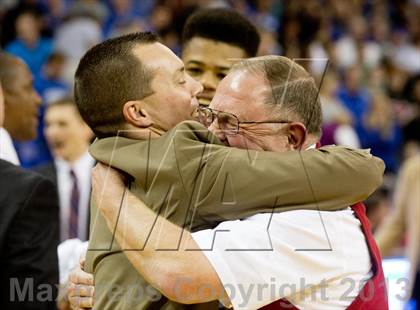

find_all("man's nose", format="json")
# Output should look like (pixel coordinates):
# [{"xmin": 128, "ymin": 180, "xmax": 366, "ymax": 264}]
[
  {"xmin": 208, "ymin": 120, "xmax": 225, "ymax": 140},
  {"xmin": 189, "ymin": 74, "xmax": 203, "ymax": 97},
  {"xmin": 200, "ymin": 71, "xmax": 217, "ymax": 91}
]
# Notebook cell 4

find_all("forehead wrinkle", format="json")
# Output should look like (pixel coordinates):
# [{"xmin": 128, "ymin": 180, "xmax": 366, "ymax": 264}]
[
  {"xmin": 211, "ymin": 90, "xmax": 250, "ymax": 120},
  {"xmin": 228, "ymin": 70, "xmax": 269, "ymax": 101},
  {"xmin": 136, "ymin": 42, "xmax": 184, "ymax": 73},
  {"xmin": 211, "ymin": 71, "xmax": 273, "ymax": 121}
]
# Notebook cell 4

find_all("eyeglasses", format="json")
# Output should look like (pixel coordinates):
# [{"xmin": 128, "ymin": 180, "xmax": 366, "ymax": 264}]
[{"xmin": 197, "ymin": 106, "xmax": 292, "ymax": 135}]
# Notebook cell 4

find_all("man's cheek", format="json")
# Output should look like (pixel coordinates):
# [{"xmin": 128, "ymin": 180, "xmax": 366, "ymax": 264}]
[
  {"xmin": 228, "ymin": 136, "xmax": 252, "ymax": 150},
  {"xmin": 239, "ymin": 133, "xmax": 265, "ymax": 151}
]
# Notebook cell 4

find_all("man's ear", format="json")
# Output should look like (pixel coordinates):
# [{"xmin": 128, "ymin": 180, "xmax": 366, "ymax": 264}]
[
  {"xmin": 287, "ymin": 122, "xmax": 307, "ymax": 150},
  {"xmin": 122, "ymin": 100, "xmax": 152, "ymax": 128}
]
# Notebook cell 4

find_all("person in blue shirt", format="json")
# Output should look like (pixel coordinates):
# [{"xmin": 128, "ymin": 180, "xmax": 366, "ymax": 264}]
[
  {"xmin": 5, "ymin": 10, "xmax": 53, "ymax": 83},
  {"xmin": 358, "ymin": 91, "xmax": 402, "ymax": 173},
  {"xmin": 337, "ymin": 65, "xmax": 371, "ymax": 126},
  {"xmin": 338, "ymin": 66, "xmax": 402, "ymax": 172}
]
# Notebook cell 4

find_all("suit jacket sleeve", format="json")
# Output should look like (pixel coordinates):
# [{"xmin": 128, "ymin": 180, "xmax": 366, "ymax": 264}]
[
  {"xmin": 90, "ymin": 121, "xmax": 385, "ymax": 220},
  {"xmin": 174, "ymin": 122, "xmax": 385, "ymax": 218},
  {"xmin": 3, "ymin": 176, "xmax": 60, "ymax": 310}
]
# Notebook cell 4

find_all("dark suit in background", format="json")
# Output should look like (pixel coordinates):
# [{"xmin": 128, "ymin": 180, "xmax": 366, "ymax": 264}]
[
  {"xmin": 35, "ymin": 162, "xmax": 57, "ymax": 185},
  {"xmin": 0, "ymin": 159, "xmax": 60, "ymax": 310}
]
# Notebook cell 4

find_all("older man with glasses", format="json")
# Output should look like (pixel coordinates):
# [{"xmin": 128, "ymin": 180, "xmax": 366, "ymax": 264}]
[{"xmin": 69, "ymin": 55, "xmax": 387, "ymax": 310}]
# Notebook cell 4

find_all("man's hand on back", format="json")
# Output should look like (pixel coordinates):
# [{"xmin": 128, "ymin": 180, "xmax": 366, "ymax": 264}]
[{"xmin": 68, "ymin": 254, "xmax": 94, "ymax": 310}]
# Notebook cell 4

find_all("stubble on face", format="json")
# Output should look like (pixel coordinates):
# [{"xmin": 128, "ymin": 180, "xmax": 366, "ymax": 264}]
[{"xmin": 131, "ymin": 43, "xmax": 201, "ymax": 132}]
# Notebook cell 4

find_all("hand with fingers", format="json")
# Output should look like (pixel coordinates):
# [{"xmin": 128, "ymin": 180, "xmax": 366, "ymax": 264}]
[{"xmin": 68, "ymin": 254, "xmax": 95, "ymax": 310}]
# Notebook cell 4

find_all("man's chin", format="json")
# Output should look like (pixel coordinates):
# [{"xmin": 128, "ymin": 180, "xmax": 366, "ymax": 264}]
[{"xmin": 198, "ymin": 98, "xmax": 211, "ymax": 106}]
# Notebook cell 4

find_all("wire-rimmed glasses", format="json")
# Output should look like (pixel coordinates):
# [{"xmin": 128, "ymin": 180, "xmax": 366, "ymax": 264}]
[{"xmin": 197, "ymin": 106, "xmax": 292, "ymax": 135}]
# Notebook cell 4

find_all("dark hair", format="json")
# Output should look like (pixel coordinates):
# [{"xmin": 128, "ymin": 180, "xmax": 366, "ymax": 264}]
[
  {"xmin": 74, "ymin": 32, "xmax": 158, "ymax": 138},
  {"xmin": 182, "ymin": 8, "xmax": 260, "ymax": 57}
]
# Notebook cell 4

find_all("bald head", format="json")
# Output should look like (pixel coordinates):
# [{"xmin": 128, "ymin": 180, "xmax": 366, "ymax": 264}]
[{"xmin": 0, "ymin": 52, "xmax": 41, "ymax": 141}]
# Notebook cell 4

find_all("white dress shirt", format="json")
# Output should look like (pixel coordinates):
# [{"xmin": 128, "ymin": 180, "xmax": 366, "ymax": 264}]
[
  {"xmin": 57, "ymin": 239, "xmax": 89, "ymax": 284},
  {"xmin": 191, "ymin": 145, "xmax": 371, "ymax": 309},
  {"xmin": 55, "ymin": 151, "xmax": 94, "ymax": 241},
  {"xmin": 0, "ymin": 127, "xmax": 20, "ymax": 165},
  {"xmin": 192, "ymin": 208, "xmax": 372, "ymax": 310}
]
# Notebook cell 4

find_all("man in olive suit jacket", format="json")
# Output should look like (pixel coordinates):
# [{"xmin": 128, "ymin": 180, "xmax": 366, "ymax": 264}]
[{"xmin": 74, "ymin": 33, "xmax": 384, "ymax": 309}]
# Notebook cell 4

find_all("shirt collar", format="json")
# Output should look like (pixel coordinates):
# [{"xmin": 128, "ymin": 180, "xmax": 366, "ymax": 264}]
[
  {"xmin": 0, "ymin": 127, "xmax": 20, "ymax": 165},
  {"xmin": 55, "ymin": 151, "xmax": 94, "ymax": 174}
]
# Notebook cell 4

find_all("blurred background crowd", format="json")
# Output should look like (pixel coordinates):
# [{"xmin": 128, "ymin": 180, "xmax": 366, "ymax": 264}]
[
  {"xmin": 0, "ymin": 0, "xmax": 418, "ymax": 170},
  {"xmin": 0, "ymin": 0, "xmax": 420, "ymax": 308},
  {"xmin": 1, "ymin": 0, "xmax": 419, "ymax": 234},
  {"xmin": 0, "ymin": 0, "xmax": 419, "ymax": 305}
]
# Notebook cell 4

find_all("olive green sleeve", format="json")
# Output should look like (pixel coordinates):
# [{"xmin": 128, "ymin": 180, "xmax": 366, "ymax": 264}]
[
  {"xmin": 181, "ymin": 134, "xmax": 385, "ymax": 219},
  {"xmin": 90, "ymin": 121, "xmax": 385, "ymax": 219}
]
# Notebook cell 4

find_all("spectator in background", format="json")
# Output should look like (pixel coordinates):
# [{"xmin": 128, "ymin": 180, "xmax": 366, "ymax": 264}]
[
  {"xmin": 0, "ymin": 0, "xmax": 51, "ymax": 48},
  {"xmin": 401, "ymin": 74, "xmax": 420, "ymax": 159},
  {"xmin": 390, "ymin": 29, "xmax": 420, "ymax": 74},
  {"xmin": 149, "ymin": 5, "xmax": 178, "ymax": 52},
  {"xmin": 368, "ymin": 62, "xmax": 388, "ymax": 92},
  {"xmin": 365, "ymin": 187, "xmax": 391, "ymax": 233},
  {"xmin": 370, "ymin": 11, "xmax": 391, "ymax": 55},
  {"xmin": 15, "ymin": 52, "xmax": 71, "ymax": 168},
  {"xmin": 334, "ymin": 14, "xmax": 383, "ymax": 70},
  {"xmin": 337, "ymin": 65, "xmax": 370, "ymax": 126},
  {"xmin": 337, "ymin": 64, "xmax": 402, "ymax": 171},
  {"xmin": 54, "ymin": 10, "xmax": 102, "ymax": 63},
  {"xmin": 181, "ymin": 8, "xmax": 260, "ymax": 106},
  {"xmin": 359, "ymin": 91, "xmax": 402, "ymax": 173},
  {"xmin": 104, "ymin": 0, "xmax": 144, "ymax": 38},
  {"xmin": 5, "ymin": 10, "xmax": 53, "ymax": 82},
  {"xmin": 0, "ymin": 58, "xmax": 59, "ymax": 310},
  {"xmin": 0, "ymin": 52, "xmax": 41, "ymax": 165},
  {"xmin": 37, "ymin": 52, "xmax": 70, "ymax": 104},
  {"xmin": 37, "ymin": 98, "xmax": 94, "ymax": 242},
  {"xmin": 383, "ymin": 58, "xmax": 410, "ymax": 100},
  {"xmin": 43, "ymin": 0, "xmax": 68, "ymax": 32},
  {"xmin": 250, "ymin": 0, "xmax": 280, "ymax": 33},
  {"xmin": 319, "ymin": 71, "xmax": 360, "ymax": 148},
  {"xmin": 376, "ymin": 154, "xmax": 420, "ymax": 305},
  {"xmin": 257, "ymin": 28, "xmax": 281, "ymax": 56},
  {"xmin": 54, "ymin": 3, "xmax": 103, "ymax": 86},
  {"xmin": 278, "ymin": 14, "xmax": 301, "ymax": 60}
]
